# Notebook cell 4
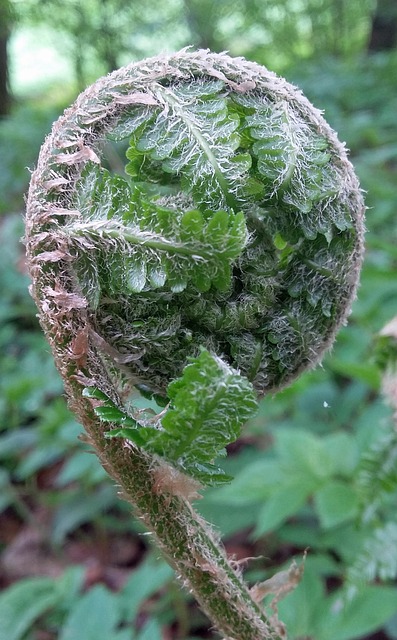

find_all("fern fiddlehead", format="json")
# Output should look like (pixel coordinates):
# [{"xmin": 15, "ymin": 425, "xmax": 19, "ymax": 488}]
[{"xmin": 25, "ymin": 50, "xmax": 364, "ymax": 639}]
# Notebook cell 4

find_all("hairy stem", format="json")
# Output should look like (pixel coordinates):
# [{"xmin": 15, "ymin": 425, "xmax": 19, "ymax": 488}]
[
  {"xmin": 77, "ymin": 389, "xmax": 279, "ymax": 639},
  {"xmin": 65, "ymin": 221, "xmax": 214, "ymax": 259}
]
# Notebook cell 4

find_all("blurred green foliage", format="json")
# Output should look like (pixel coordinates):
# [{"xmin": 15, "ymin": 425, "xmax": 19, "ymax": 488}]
[
  {"xmin": 1, "ymin": 1, "xmax": 397, "ymax": 638},
  {"xmin": 0, "ymin": 105, "xmax": 64, "ymax": 214}
]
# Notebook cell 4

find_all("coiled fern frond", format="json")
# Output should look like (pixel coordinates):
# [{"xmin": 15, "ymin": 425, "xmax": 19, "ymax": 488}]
[
  {"xmin": 26, "ymin": 49, "xmax": 364, "ymax": 398},
  {"xmin": 25, "ymin": 50, "xmax": 364, "ymax": 640}
]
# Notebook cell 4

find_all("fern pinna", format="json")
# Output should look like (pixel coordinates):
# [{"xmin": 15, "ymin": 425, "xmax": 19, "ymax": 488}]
[{"xmin": 25, "ymin": 50, "xmax": 364, "ymax": 639}]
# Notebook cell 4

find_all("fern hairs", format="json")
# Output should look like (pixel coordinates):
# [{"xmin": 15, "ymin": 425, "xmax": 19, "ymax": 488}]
[{"xmin": 25, "ymin": 49, "xmax": 364, "ymax": 639}]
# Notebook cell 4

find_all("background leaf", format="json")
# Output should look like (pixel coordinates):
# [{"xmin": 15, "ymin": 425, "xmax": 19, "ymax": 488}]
[
  {"xmin": 0, "ymin": 578, "xmax": 60, "ymax": 640},
  {"xmin": 59, "ymin": 585, "xmax": 120, "ymax": 640},
  {"xmin": 315, "ymin": 586, "xmax": 397, "ymax": 640},
  {"xmin": 314, "ymin": 481, "xmax": 360, "ymax": 529}
]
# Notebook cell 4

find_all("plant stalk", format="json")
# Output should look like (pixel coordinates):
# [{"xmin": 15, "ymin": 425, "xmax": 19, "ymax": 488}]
[{"xmin": 60, "ymin": 341, "xmax": 281, "ymax": 639}]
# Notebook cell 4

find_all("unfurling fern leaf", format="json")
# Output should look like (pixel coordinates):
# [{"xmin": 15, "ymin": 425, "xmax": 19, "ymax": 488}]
[
  {"xmin": 84, "ymin": 349, "xmax": 258, "ymax": 486},
  {"xmin": 25, "ymin": 50, "xmax": 364, "ymax": 640},
  {"xmin": 28, "ymin": 51, "xmax": 363, "ymax": 398}
]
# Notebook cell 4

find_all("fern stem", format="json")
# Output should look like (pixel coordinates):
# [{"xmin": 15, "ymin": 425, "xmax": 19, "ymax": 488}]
[
  {"xmin": 76, "ymin": 379, "xmax": 279, "ymax": 639},
  {"xmin": 65, "ymin": 221, "xmax": 213, "ymax": 259}
]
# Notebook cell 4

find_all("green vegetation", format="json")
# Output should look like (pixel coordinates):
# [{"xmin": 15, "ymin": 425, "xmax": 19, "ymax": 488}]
[{"xmin": 1, "ymin": 2, "xmax": 397, "ymax": 639}]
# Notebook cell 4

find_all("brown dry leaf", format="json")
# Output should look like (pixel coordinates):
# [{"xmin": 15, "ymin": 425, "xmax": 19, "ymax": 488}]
[
  {"xmin": 35, "ymin": 250, "xmax": 70, "ymax": 263},
  {"xmin": 206, "ymin": 66, "xmax": 256, "ymax": 92},
  {"xmin": 54, "ymin": 146, "xmax": 100, "ymax": 165},
  {"xmin": 43, "ymin": 177, "xmax": 70, "ymax": 190},
  {"xmin": 250, "ymin": 550, "xmax": 307, "ymax": 606},
  {"xmin": 110, "ymin": 91, "xmax": 158, "ymax": 106},
  {"xmin": 1, "ymin": 525, "xmax": 64, "ymax": 580},
  {"xmin": 44, "ymin": 284, "xmax": 87, "ymax": 311}
]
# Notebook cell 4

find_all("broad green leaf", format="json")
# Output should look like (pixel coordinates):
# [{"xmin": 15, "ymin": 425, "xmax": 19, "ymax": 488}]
[
  {"xmin": 254, "ymin": 479, "xmax": 315, "ymax": 537},
  {"xmin": 322, "ymin": 432, "xmax": 359, "ymax": 477},
  {"xmin": 55, "ymin": 450, "xmax": 107, "ymax": 487},
  {"xmin": 315, "ymin": 586, "xmax": 397, "ymax": 640},
  {"xmin": 53, "ymin": 566, "xmax": 86, "ymax": 611},
  {"xmin": 208, "ymin": 459, "xmax": 283, "ymax": 505},
  {"xmin": 15, "ymin": 444, "xmax": 64, "ymax": 479},
  {"xmin": 59, "ymin": 585, "xmax": 120, "ymax": 640},
  {"xmin": 0, "ymin": 577, "xmax": 59, "ymax": 640},
  {"xmin": 275, "ymin": 428, "xmax": 335, "ymax": 481},
  {"xmin": 314, "ymin": 481, "xmax": 360, "ymax": 529},
  {"xmin": 328, "ymin": 359, "xmax": 381, "ymax": 389},
  {"xmin": 0, "ymin": 429, "xmax": 36, "ymax": 458},
  {"xmin": 198, "ymin": 499, "xmax": 259, "ymax": 538},
  {"xmin": 136, "ymin": 619, "xmax": 163, "ymax": 640},
  {"xmin": 118, "ymin": 555, "xmax": 173, "ymax": 621}
]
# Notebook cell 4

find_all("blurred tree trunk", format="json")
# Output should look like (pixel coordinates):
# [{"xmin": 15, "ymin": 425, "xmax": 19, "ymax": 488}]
[
  {"xmin": 0, "ymin": 0, "xmax": 12, "ymax": 116},
  {"xmin": 368, "ymin": 0, "xmax": 397, "ymax": 51}
]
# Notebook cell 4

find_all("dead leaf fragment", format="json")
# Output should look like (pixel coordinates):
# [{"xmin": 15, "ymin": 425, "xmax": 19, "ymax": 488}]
[
  {"xmin": 54, "ymin": 146, "xmax": 100, "ymax": 165},
  {"xmin": 44, "ymin": 285, "xmax": 87, "ymax": 311},
  {"xmin": 110, "ymin": 91, "xmax": 158, "ymax": 106}
]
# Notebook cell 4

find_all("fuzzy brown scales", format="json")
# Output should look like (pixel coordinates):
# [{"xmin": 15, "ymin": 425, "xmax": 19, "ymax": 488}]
[{"xmin": 25, "ymin": 49, "xmax": 364, "ymax": 640}]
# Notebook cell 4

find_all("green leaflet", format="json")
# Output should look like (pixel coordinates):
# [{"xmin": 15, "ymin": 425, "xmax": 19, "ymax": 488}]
[
  {"xmin": 152, "ymin": 349, "xmax": 258, "ymax": 484},
  {"xmin": 84, "ymin": 349, "xmax": 258, "ymax": 486},
  {"xmin": 69, "ymin": 165, "xmax": 248, "ymax": 298},
  {"xmin": 82, "ymin": 387, "xmax": 155, "ymax": 448},
  {"xmin": 125, "ymin": 79, "xmax": 247, "ymax": 211},
  {"xmin": 233, "ymin": 93, "xmax": 352, "ymax": 241}
]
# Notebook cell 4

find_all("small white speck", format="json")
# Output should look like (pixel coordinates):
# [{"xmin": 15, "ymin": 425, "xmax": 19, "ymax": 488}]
[{"xmin": 323, "ymin": 401, "xmax": 329, "ymax": 408}]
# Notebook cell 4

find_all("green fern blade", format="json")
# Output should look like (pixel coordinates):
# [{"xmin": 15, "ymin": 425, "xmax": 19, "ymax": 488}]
[
  {"xmin": 149, "ymin": 349, "xmax": 258, "ymax": 485},
  {"xmin": 107, "ymin": 105, "xmax": 158, "ymax": 142},
  {"xmin": 125, "ymin": 81, "xmax": 245, "ymax": 211},
  {"xmin": 82, "ymin": 350, "xmax": 257, "ymax": 487},
  {"xmin": 85, "ymin": 351, "xmax": 256, "ymax": 486},
  {"xmin": 68, "ymin": 166, "xmax": 248, "ymax": 297}
]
